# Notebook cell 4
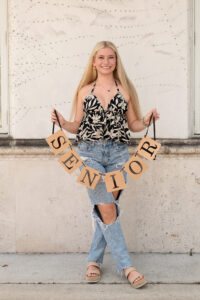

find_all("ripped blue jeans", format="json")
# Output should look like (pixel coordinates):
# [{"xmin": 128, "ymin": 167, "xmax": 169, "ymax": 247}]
[{"xmin": 77, "ymin": 140, "xmax": 133, "ymax": 273}]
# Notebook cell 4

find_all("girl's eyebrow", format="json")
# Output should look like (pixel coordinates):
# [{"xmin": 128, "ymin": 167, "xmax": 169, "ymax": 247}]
[{"xmin": 98, "ymin": 55, "xmax": 115, "ymax": 57}]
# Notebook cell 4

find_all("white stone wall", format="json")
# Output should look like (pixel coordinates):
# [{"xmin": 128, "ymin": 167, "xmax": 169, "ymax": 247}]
[
  {"xmin": 9, "ymin": 0, "xmax": 191, "ymax": 139},
  {"xmin": 0, "ymin": 146, "xmax": 200, "ymax": 253},
  {"xmin": 1, "ymin": 0, "xmax": 199, "ymax": 254}
]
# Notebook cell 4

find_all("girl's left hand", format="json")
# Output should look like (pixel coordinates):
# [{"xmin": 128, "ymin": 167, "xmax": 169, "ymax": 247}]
[{"xmin": 143, "ymin": 108, "xmax": 160, "ymax": 126}]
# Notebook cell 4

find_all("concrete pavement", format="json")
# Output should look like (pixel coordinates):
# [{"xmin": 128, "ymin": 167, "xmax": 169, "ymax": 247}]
[
  {"xmin": 1, "ymin": 284, "xmax": 200, "ymax": 300},
  {"xmin": 0, "ymin": 253, "xmax": 200, "ymax": 299}
]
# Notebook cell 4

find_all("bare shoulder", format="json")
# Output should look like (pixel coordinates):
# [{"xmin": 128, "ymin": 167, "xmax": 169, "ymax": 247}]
[
  {"xmin": 116, "ymin": 80, "xmax": 130, "ymax": 103},
  {"xmin": 78, "ymin": 82, "xmax": 95, "ymax": 101}
]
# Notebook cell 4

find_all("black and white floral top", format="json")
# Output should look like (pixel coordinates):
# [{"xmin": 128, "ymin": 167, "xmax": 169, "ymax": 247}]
[{"xmin": 76, "ymin": 80, "xmax": 131, "ymax": 144}]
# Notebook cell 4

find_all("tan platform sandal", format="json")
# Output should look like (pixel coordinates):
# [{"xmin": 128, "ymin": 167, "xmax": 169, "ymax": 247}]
[
  {"xmin": 124, "ymin": 266, "xmax": 147, "ymax": 289},
  {"xmin": 86, "ymin": 262, "xmax": 101, "ymax": 283}
]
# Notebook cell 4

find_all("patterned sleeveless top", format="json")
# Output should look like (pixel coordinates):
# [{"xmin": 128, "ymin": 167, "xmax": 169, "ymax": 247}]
[{"xmin": 76, "ymin": 80, "xmax": 131, "ymax": 144}]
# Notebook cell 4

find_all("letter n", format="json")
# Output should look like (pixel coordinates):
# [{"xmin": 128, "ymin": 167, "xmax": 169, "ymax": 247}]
[{"xmin": 77, "ymin": 166, "xmax": 101, "ymax": 190}]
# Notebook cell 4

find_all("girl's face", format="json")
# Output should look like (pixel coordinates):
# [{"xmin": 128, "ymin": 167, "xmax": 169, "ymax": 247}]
[{"xmin": 93, "ymin": 47, "xmax": 116, "ymax": 75}]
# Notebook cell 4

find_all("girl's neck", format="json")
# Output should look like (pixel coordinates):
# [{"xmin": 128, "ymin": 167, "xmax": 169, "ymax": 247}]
[{"xmin": 95, "ymin": 73, "xmax": 115, "ymax": 86}]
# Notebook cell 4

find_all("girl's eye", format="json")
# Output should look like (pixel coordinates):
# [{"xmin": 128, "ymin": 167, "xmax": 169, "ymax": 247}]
[{"xmin": 97, "ymin": 56, "xmax": 115, "ymax": 59}]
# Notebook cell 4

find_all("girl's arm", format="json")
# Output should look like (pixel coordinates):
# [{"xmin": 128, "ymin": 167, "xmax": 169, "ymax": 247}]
[
  {"xmin": 51, "ymin": 90, "xmax": 84, "ymax": 134},
  {"xmin": 126, "ymin": 99, "xmax": 159, "ymax": 132}
]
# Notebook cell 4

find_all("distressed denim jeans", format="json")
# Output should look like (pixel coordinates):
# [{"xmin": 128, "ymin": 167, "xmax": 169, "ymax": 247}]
[{"xmin": 77, "ymin": 140, "xmax": 133, "ymax": 273}]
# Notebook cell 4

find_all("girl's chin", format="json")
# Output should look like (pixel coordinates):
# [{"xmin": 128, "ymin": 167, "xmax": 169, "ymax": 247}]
[{"xmin": 97, "ymin": 68, "xmax": 115, "ymax": 75}]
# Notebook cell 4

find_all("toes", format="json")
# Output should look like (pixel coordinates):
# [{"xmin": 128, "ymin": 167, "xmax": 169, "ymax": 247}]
[
  {"xmin": 128, "ymin": 271, "xmax": 143, "ymax": 283},
  {"xmin": 134, "ymin": 275, "xmax": 143, "ymax": 282},
  {"xmin": 88, "ymin": 273, "xmax": 96, "ymax": 277},
  {"xmin": 88, "ymin": 273, "xmax": 97, "ymax": 277},
  {"xmin": 87, "ymin": 266, "xmax": 99, "ymax": 277}
]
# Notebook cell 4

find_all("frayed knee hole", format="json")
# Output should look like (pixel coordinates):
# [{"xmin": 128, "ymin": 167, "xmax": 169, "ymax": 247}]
[{"xmin": 94, "ymin": 203, "xmax": 119, "ymax": 225}]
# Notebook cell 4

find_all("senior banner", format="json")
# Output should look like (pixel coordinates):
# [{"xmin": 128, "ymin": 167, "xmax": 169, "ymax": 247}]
[{"xmin": 46, "ymin": 111, "xmax": 161, "ymax": 193}]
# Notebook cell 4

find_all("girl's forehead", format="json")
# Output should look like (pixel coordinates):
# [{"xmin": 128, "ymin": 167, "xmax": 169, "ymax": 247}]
[{"xmin": 95, "ymin": 47, "xmax": 116, "ymax": 56}]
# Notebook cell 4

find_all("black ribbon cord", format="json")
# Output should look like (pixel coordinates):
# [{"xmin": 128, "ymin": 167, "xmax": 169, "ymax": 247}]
[
  {"xmin": 144, "ymin": 112, "xmax": 157, "ymax": 160},
  {"xmin": 52, "ymin": 109, "xmax": 63, "ymax": 134}
]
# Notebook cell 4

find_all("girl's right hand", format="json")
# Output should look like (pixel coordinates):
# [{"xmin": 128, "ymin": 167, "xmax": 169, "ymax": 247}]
[{"xmin": 51, "ymin": 108, "xmax": 65, "ymax": 128}]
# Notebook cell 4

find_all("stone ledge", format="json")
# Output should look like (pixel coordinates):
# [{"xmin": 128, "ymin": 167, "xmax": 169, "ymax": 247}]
[
  {"xmin": 0, "ymin": 138, "xmax": 200, "ymax": 147},
  {"xmin": 0, "ymin": 138, "xmax": 200, "ymax": 156}
]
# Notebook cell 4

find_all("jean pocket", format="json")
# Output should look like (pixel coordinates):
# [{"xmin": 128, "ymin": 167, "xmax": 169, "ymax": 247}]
[
  {"xmin": 78, "ymin": 141, "xmax": 95, "ymax": 152},
  {"xmin": 114, "ymin": 142, "xmax": 127, "ymax": 151}
]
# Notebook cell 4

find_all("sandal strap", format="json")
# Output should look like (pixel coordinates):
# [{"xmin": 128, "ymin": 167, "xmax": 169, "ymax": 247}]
[
  {"xmin": 129, "ymin": 272, "xmax": 143, "ymax": 283},
  {"xmin": 87, "ymin": 262, "xmax": 100, "ymax": 269},
  {"xmin": 86, "ymin": 262, "xmax": 100, "ymax": 276},
  {"xmin": 124, "ymin": 266, "xmax": 136, "ymax": 278},
  {"xmin": 125, "ymin": 267, "xmax": 143, "ymax": 283},
  {"xmin": 86, "ymin": 268, "xmax": 100, "ymax": 276}
]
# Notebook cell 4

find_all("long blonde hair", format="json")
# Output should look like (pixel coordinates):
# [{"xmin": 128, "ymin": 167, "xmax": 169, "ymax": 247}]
[{"xmin": 69, "ymin": 41, "xmax": 142, "ymax": 121}]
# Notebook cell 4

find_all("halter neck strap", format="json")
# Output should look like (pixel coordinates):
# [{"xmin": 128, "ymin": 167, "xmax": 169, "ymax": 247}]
[
  {"xmin": 90, "ymin": 80, "xmax": 119, "ymax": 94},
  {"xmin": 91, "ymin": 81, "xmax": 96, "ymax": 94},
  {"xmin": 114, "ymin": 80, "xmax": 120, "ymax": 92}
]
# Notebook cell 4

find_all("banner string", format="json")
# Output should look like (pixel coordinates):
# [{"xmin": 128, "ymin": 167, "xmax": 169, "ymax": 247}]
[
  {"xmin": 144, "ymin": 112, "xmax": 156, "ymax": 160},
  {"xmin": 52, "ymin": 109, "xmax": 62, "ymax": 134}
]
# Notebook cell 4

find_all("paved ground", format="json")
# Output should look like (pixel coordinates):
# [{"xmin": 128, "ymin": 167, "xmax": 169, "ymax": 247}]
[
  {"xmin": 1, "ymin": 283, "xmax": 200, "ymax": 300},
  {"xmin": 0, "ymin": 253, "xmax": 200, "ymax": 299}
]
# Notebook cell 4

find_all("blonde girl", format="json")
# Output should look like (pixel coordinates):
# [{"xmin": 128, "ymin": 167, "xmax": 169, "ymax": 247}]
[{"xmin": 51, "ymin": 41, "xmax": 159, "ymax": 288}]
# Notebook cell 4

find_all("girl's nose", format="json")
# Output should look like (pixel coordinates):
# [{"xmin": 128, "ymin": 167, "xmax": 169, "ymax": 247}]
[{"xmin": 104, "ymin": 58, "xmax": 109, "ymax": 63}]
